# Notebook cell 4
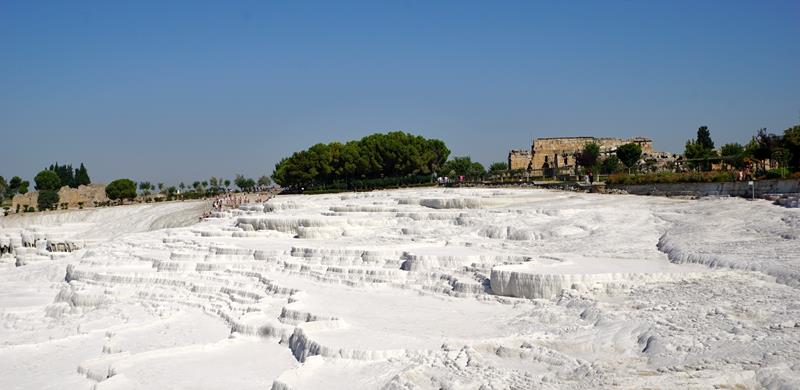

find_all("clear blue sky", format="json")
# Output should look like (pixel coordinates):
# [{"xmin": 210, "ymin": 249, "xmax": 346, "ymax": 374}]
[{"xmin": 2, "ymin": 0, "xmax": 798, "ymax": 185}]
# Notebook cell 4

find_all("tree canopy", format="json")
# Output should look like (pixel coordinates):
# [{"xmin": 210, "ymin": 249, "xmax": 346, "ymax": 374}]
[
  {"xmin": 34, "ymin": 170, "xmax": 62, "ymax": 192},
  {"xmin": 106, "ymin": 179, "xmax": 137, "ymax": 202},
  {"xmin": 442, "ymin": 156, "xmax": 485, "ymax": 179},
  {"xmin": 272, "ymin": 132, "xmax": 450, "ymax": 188},
  {"xmin": 576, "ymin": 143, "xmax": 601, "ymax": 169},
  {"xmin": 235, "ymin": 174, "xmax": 256, "ymax": 192},
  {"xmin": 37, "ymin": 190, "xmax": 59, "ymax": 211},
  {"xmin": 616, "ymin": 143, "xmax": 642, "ymax": 170},
  {"xmin": 488, "ymin": 162, "xmax": 508, "ymax": 173}
]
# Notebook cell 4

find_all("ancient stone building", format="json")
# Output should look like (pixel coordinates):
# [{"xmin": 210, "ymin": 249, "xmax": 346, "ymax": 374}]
[
  {"xmin": 507, "ymin": 136, "xmax": 659, "ymax": 176},
  {"xmin": 507, "ymin": 149, "xmax": 532, "ymax": 171},
  {"xmin": 531, "ymin": 136, "xmax": 654, "ymax": 172},
  {"xmin": 12, "ymin": 184, "xmax": 108, "ymax": 212}
]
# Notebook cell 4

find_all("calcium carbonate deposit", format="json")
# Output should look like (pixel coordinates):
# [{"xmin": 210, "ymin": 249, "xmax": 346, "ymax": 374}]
[{"xmin": 1, "ymin": 189, "xmax": 799, "ymax": 389}]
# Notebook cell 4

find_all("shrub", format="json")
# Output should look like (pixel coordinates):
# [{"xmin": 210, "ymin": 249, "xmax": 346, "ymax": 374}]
[
  {"xmin": 607, "ymin": 171, "xmax": 735, "ymax": 185},
  {"xmin": 766, "ymin": 168, "xmax": 790, "ymax": 179},
  {"xmin": 34, "ymin": 170, "xmax": 61, "ymax": 191},
  {"xmin": 106, "ymin": 179, "xmax": 137, "ymax": 202},
  {"xmin": 26, "ymin": 206, "xmax": 35, "ymax": 212},
  {"xmin": 37, "ymin": 190, "xmax": 60, "ymax": 211}
]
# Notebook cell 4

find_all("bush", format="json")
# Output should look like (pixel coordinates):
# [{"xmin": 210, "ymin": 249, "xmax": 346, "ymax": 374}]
[
  {"xmin": 34, "ymin": 170, "xmax": 62, "ymax": 191},
  {"xmin": 37, "ymin": 190, "xmax": 60, "ymax": 211},
  {"xmin": 26, "ymin": 206, "xmax": 35, "ymax": 212},
  {"xmin": 105, "ymin": 179, "xmax": 137, "ymax": 202},
  {"xmin": 607, "ymin": 171, "xmax": 735, "ymax": 185},
  {"xmin": 766, "ymin": 168, "xmax": 790, "ymax": 179}
]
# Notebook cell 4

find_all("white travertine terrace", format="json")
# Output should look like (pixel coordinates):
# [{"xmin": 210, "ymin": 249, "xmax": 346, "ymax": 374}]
[{"xmin": 1, "ymin": 189, "xmax": 799, "ymax": 389}]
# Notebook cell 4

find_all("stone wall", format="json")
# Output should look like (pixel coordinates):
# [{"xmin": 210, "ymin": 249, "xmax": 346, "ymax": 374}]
[
  {"xmin": 531, "ymin": 136, "xmax": 655, "ymax": 171},
  {"xmin": 11, "ymin": 184, "xmax": 107, "ymax": 212},
  {"xmin": 507, "ymin": 149, "xmax": 532, "ymax": 170},
  {"xmin": 58, "ymin": 184, "xmax": 108, "ymax": 208},
  {"xmin": 609, "ymin": 179, "xmax": 800, "ymax": 198},
  {"xmin": 11, "ymin": 192, "xmax": 37, "ymax": 212}
]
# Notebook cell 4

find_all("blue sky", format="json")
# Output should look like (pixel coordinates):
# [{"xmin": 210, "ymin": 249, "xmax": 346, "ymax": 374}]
[{"xmin": 2, "ymin": 0, "xmax": 798, "ymax": 184}]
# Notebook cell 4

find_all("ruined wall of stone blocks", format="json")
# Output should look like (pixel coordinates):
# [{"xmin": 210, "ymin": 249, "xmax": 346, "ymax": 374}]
[
  {"xmin": 530, "ymin": 136, "xmax": 654, "ymax": 169},
  {"xmin": 11, "ymin": 184, "xmax": 108, "ymax": 212},
  {"xmin": 11, "ymin": 192, "xmax": 37, "ymax": 212},
  {"xmin": 507, "ymin": 149, "xmax": 532, "ymax": 170},
  {"xmin": 58, "ymin": 184, "xmax": 108, "ymax": 208}
]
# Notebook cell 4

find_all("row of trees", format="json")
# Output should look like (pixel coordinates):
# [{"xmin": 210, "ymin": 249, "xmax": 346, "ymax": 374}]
[
  {"xmin": 47, "ymin": 163, "xmax": 91, "ymax": 189},
  {"xmin": 103, "ymin": 174, "xmax": 272, "ymax": 204},
  {"xmin": 0, "ymin": 176, "xmax": 30, "ymax": 203},
  {"xmin": 683, "ymin": 125, "xmax": 800, "ymax": 176},
  {"xmin": 0, "ymin": 163, "xmax": 91, "ymax": 210},
  {"xmin": 272, "ymin": 132, "xmax": 450, "ymax": 188}
]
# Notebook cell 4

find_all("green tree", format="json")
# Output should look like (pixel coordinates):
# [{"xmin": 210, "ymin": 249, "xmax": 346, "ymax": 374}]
[
  {"xmin": 772, "ymin": 148, "xmax": 792, "ymax": 177},
  {"xmin": 720, "ymin": 143, "xmax": 746, "ymax": 169},
  {"xmin": 234, "ymin": 174, "xmax": 256, "ymax": 192},
  {"xmin": 37, "ymin": 190, "xmax": 59, "ymax": 211},
  {"xmin": 18, "ymin": 180, "xmax": 29, "ymax": 194},
  {"xmin": 7, "ymin": 176, "xmax": 22, "ymax": 198},
  {"xmin": 74, "ymin": 163, "xmax": 91, "ymax": 186},
  {"xmin": 157, "ymin": 183, "xmax": 164, "ymax": 193},
  {"xmin": 576, "ymin": 143, "xmax": 601, "ymax": 170},
  {"xmin": 35, "ymin": 170, "xmax": 62, "ymax": 191},
  {"xmin": 616, "ymin": 143, "xmax": 642, "ymax": 172},
  {"xmin": 223, "ymin": 179, "xmax": 231, "ymax": 190},
  {"xmin": 271, "ymin": 132, "xmax": 449, "ymax": 188},
  {"xmin": 684, "ymin": 127, "xmax": 718, "ymax": 171},
  {"xmin": 696, "ymin": 126, "xmax": 715, "ymax": 150},
  {"xmin": 139, "ymin": 182, "xmax": 152, "ymax": 198},
  {"xmin": 0, "ymin": 176, "xmax": 6, "ymax": 203},
  {"xmin": 106, "ymin": 179, "xmax": 137, "ymax": 202},
  {"xmin": 600, "ymin": 155, "xmax": 621, "ymax": 174},
  {"xmin": 783, "ymin": 124, "xmax": 800, "ymax": 170},
  {"xmin": 257, "ymin": 175, "xmax": 272, "ymax": 189},
  {"xmin": 489, "ymin": 162, "xmax": 508, "ymax": 173}
]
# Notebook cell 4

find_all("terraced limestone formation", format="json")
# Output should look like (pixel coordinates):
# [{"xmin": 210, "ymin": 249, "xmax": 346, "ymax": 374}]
[{"xmin": 1, "ymin": 189, "xmax": 799, "ymax": 389}]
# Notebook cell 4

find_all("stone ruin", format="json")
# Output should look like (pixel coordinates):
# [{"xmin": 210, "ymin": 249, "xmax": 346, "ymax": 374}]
[{"xmin": 11, "ymin": 184, "xmax": 108, "ymax": 212}]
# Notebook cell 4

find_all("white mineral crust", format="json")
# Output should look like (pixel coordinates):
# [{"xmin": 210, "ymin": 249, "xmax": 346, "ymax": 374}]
[{"xmin": 1, "ymin": 189, "xmax": 799, "ymax": 389}]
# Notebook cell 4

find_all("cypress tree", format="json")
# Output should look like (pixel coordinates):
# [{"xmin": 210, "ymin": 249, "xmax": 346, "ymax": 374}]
[{"xmin": 75, "ymin": 163, "xmax": 91, "ymax": 186}]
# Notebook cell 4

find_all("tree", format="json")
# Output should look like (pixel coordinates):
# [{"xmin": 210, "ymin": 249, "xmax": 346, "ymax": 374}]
[
  {"xmin": 616, "ymin": 143, "xmax": 642, "ymax": 172},
  {"xmin": 576, "ymin": 143, "xmax": 601, "ymax": 170},
  {"xmin": 235, "ymin": 174, "xmax": 256, "ymax": 192},
  {"xmin": 18, "ymin": 181, "xmax": 29, "ymax": 194},
  {"xmin": 600, "ymin": 155, "xmax": 621, "ymax": 174},
  {"xmin": 223, "ymin": 179, "xmax": 231, "ymax": 189},
  {"xmin": 720, "ymin": 143, "xmax": 746, "ymax": 169},
  {"xmin": 683, "ymin": 127, "xmax": 718, "ymax": 171},
  {"xmin": 696, "ymin": 126, "xmax": 715, "ymax": 150},
  {"xmin": 157, "ymin": 183, "xmax": 164, "ymax": 193},
  {"xmin": 106, "ymin": 179, "xmax": 137, "ymax": 202},
  {"xmin": 7, "ymin": 176, "xmax": 22, "ymax": 198},
  {"xmin": 38, "ymin": 190, "xmax": 59, "ymax": 211},
  {"xmin": 489, "ymin": 162, "xmax": 508, "ymax": 173},
  {"xmin": 74, "ymin": 163, "xmax": 91, "ymax": 186},
  {"xmin": 442, "ymin": 156, "xmax": 475, "ymax": 178},
  {"xmin": 0, "ymin": 176, "xmax": 6, "ymax": 202},
  {"xmin": 179, "ymin": 182, "xmax": 186, "ymax": 191},
  {"xmin": 783, "ymin": 124, "xmax": 800, "ymax": 170},
  {"xmin": 139, "ymin": 182, "xmax": 151, "ymax": 197},
  {"xmin": 257, "ymin": 175, "xmax": 272, "ymax": 189},
  {"xmin": 35, "ymin": 170, "xmax": 62, "ymax": 191},
  {"xmin": 272, "ymin": 132, "xmax": 450, "ymax": 188},
  {"xmin": 772, "ymin": 148, "xmax": 792, "ymax": 177}
]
